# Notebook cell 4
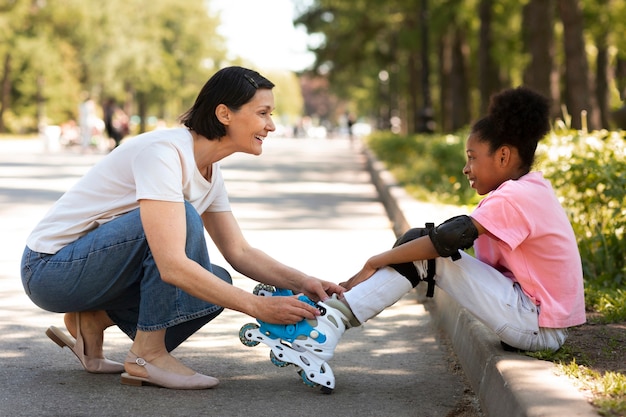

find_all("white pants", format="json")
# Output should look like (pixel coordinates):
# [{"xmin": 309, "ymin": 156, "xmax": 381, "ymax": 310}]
[{"xmin": 435, "ymin": 252, "xmax": 567, "ymax": 352}]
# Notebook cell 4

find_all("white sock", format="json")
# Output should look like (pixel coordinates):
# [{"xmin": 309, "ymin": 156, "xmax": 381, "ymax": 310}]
[{"xmin": 343, "ymin": 267, "xmax": 413, "ymax": 323}]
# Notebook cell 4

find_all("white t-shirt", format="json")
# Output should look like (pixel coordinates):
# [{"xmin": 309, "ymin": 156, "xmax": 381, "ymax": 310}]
[{"xmin": 27, "ymin": 128, "xmax": 231, "ymax": 254}]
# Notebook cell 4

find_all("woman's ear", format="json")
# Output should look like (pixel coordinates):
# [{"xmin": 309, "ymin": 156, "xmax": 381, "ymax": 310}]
[{"xmin": 215, "ymin": 104, "xmax": 231, "ymax": 125}]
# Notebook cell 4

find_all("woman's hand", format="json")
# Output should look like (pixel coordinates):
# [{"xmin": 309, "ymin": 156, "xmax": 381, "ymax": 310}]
[
  {"xmin": 251, "ymin": 293, "xmax": 322, "ymax": 324},
  {"xmin": 298, "ymin": 277, "xmax": 345, "ymax": 302}
]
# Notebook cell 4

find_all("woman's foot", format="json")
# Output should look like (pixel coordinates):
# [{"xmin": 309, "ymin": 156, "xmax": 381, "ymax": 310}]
[
  {"xmin": 63, "ymin": 311, "xmax": 113, "ymax": 359},
  {"xmin": 123, "ymin": 350, "xmax": 197, "ymax": 380},
  {"xmin": 121, "ymin": 330, "xmax": 219, "ymax": 389},
  {"xmin": 121, "ymin": 350, "xmax": 219, "ymax": 389},
  {"xmin": 46, "ymin": 311, "xmax": 123, "ymax": 373}
]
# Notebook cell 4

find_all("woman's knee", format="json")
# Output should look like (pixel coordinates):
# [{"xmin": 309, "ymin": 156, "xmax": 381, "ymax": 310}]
[
  {"xmin": 211, "ymin": 264, "xmax": 232, "ymax": 285},
  {"xmin": 184, "ymin": 201, "xmax": 204, "ymax": 235},
  {"xmin": 183, "ymin": 201, "xmax": 210, "ymax": 262}
]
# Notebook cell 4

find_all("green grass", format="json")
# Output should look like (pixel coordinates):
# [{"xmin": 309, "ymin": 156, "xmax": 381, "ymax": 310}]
[
  {"xmin": 559, "ymin": 361, "xmax": 626, "ymax": 417},
  {"xmin": 586, "ymin": 287, "xmax": 626, "ymax": 323}
]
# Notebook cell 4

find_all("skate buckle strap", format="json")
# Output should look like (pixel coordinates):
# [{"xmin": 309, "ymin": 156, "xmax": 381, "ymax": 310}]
[{"xmin": 425, "ymin": 222, "xmax": 436, "ymax": 298}]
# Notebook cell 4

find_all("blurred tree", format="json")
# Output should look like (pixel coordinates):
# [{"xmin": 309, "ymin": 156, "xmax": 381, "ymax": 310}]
[
  {"xmin": 266, "ymin": 70, "xmax": 304, "ymax": 127},
  {"xmin": 558, "ymin": 0, "xmax": 592, "ymax": 130},
  {"xmin": 295, "ymin": 0, "xmax": 626, "ymax": 133},
  {"xmin": 478, "ymin": 0, "xmax": 498, "ymax": 114},
  {"xmin": 0, "ymin": 0, "xmax": 227, "ymax": 133},
  {"xmin": 522, "ymin": 0, "xmax": 558, "ymax": 118}
]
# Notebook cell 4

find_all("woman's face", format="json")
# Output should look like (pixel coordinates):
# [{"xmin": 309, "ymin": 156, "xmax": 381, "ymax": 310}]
[
  {"xmin": 226, "ymin": 89, "xmax": 276, "ymax": 155},
  {"xmin": 462, "ymin": 133, "xmax": 505, "ymax": 195}
]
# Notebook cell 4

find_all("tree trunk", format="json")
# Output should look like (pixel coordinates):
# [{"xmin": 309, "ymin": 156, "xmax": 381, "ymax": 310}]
[
  {"xmin": 522, "ymin": 0, "xmax": 558, "ymax": 117},
  {"xmin": 616, "ymin": 57, "xmax": 626, "ymax": 101},
  {"xmin": 478, "ymin": 0, "xmax": 499, "ymax": 114},
  {"xmin": 611, "ymin": 57, "xmax": 626, "ymax": 129},
  {"xmin": 0, "ymin": 53, "xmax": 11, "ymax": 133},
  {"xmin": 438, "ymin": 31, "xmax": 453, "ymax": 132},
  {"xmin": 557, "ymin": 0, "xmax": 591, "ymax": 130},
  {"xmin": 596, "ymin": 44, "xmax": 610, "ymax": 129},
  {"xmin": 408, "ymin": 51, "xmax": 420, "ymax": 134},
  {"xmin": 417, "ymin": 0, "xmax": 434, "ymax": 133},
  {"xmin": 438, "ymin": 26, "xmax": 470, "ymax": 133},
  {"xmin": 451, "ymin": 28, "xmax": 470, "ymax": 130}
]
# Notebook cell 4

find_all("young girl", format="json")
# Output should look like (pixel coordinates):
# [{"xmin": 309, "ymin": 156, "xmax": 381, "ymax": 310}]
[
  {"xmin": 342, "ymin": 86, "xmax": 586, "ymax": 351},
  {"xmin": 248, "ymin": 87, "xmax": 586, "ymax": 387}
]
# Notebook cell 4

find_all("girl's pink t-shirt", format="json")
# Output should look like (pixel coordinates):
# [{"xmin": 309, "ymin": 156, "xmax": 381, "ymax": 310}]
[{"xmin": 470, "ymin": 171, "xmax": 586, "ymax": 328}]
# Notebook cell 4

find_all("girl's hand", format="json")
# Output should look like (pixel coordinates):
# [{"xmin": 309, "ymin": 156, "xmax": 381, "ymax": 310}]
[{"xmin": 340, "ymin": 262, "xmax": 378, "ymax": 290}]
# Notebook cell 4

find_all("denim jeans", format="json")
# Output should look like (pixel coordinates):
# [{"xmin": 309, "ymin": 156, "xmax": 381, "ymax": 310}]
[{"xmin": 21, "ymin": 201, "xmax": 231, "ymax": 351}]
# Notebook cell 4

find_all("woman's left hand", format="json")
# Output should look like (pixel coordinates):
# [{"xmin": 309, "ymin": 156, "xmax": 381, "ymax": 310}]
[{"xmin": 299, "ymin": 277, "xmax": 344, "ymax": 302}]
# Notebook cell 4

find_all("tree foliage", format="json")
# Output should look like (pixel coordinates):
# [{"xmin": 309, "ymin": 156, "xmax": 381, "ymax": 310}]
[
  {"xmin": 295, "ymin": 0, "xmax": 626, "ymax": 133},
  {"xmin": 0, "ymin": 0, "xmax": 228, "ymax": 133}
]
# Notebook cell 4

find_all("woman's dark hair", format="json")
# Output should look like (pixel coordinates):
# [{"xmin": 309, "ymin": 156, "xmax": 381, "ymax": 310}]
[
  {"xmin": 471, "ymin": 86, "xmax": 550, "ymax": 173},
  {"xmin": 179, "ymin": 66, "xmax": 274, "ymax": 139}
]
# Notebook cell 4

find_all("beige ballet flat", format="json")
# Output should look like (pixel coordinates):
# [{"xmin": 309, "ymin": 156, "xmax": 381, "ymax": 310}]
[
  {"xmin": 120, "ymin": 351, "xmax": 219, "ymax": 390},
  {"xmin": 45, "ymin": 312, "xmax": 124, "ymax": 374}
]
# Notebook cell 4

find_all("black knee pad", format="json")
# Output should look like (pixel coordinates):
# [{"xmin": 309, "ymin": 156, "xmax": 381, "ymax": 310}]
[{"xmin": 389, "ymin": 224, "xmax": 434, "ymax": 291}]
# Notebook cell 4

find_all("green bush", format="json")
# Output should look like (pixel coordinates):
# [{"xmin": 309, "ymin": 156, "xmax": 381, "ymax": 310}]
[
  {"xmin": 366, "ymin": 130, "xmax": 480, "ymax": 206},
  {"xmin": 536, "ymin": 131, "xmax": 626, "ymax": 290}
]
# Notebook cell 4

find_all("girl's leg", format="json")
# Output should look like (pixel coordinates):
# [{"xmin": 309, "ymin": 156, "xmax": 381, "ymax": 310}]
[
  {"xmin": 340, "ymin": 251, "xmax": 565, "ymax": 351},
  {"xmin": 342, "ymin": 267, "xmax": 413, "ymax": 323},
  {"xmin": 434, "ymin": 252, "xmax": 566, "ymax": 351}
]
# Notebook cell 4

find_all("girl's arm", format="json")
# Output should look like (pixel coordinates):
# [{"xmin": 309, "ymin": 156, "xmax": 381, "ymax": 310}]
[{"xmin": 342, "ymin": 217, "xmax": 487, "ymax": 290}]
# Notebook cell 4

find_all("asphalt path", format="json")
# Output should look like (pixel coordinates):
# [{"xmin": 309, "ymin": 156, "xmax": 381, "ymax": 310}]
[{"xmin": 0, "ymin": 136, "xmax": 471, "ymax": 417}]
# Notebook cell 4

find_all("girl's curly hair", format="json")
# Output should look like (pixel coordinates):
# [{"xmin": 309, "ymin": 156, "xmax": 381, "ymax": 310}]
[{"xmin": 471, "ymin": 86, "xmax": 550, "ymax": 172}]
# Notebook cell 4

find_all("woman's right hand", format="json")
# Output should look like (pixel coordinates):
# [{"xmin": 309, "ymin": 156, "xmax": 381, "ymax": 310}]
[{"xmin": 251, "ymin": 294, "xmax": 321, "ymax": 324}]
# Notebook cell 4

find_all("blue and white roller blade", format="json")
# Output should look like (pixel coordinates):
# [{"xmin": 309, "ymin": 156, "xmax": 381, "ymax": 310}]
[{"xmin": 238, "ymin": 284, "xmax": 350, "ymax": 394}]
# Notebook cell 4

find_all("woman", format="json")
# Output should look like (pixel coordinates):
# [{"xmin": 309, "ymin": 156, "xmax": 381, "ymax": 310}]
[{"xmin": 21, "ymin": 66, "xmax": 343, "ymax": 390}]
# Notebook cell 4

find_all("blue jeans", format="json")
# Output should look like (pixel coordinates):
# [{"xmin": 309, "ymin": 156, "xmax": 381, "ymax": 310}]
[{"xmin": 21, "ymin": 202, "xmax": 231, "ymax": 351}]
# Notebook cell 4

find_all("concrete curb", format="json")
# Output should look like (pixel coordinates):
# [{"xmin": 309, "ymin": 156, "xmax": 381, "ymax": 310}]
[{"xmin": 361, "ymin": 144, "xmax": 598, "ymax": 417}]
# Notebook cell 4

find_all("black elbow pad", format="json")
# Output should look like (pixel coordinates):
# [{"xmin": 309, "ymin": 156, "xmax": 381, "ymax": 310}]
[{"xmin": 428, "ymin": 215, "xmax": 478, "ymax": 260}]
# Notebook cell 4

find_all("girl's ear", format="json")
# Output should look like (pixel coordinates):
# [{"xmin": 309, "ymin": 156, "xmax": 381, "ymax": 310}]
[
  {"xmin": 498, "ymin": 146, "xmax": 511, "ymax": 166},
  {"xmin": 215, "ymin": 104, "xmax": 230, "ymax": 125}
]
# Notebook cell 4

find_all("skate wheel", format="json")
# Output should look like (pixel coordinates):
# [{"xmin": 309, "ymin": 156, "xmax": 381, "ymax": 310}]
[
  {"xmin": 252, "ymin": 283, "xmax": 275, "ymax": 296},
  {"xmin": 269, "ymin": 351, "xmax": 289, "ymax": 367},
  {"xmin": 239, "ymin": 323, "xmax": 260, "ymax": 347},
  {"xmin": 320, "ymin": 386, "xmax": 333, "ymax": 395},
  {"xmin": 297, "ymin": 369, "xmax": 319, "ymax": 388}
]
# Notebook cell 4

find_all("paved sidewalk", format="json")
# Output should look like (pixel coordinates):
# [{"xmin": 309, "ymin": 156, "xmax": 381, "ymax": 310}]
[{"xmin": 0, "ymin": 137, "xmax": 471, "ymax": 417}]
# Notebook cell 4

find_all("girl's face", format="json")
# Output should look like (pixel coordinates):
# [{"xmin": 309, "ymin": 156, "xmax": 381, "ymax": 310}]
[
  {"xmin": 225, "ymin": 89, "xmax": 276, "ymax": 155},
  {"xmin": 462, "ymin": 133, "xmax": 509, "ymax": 195}
]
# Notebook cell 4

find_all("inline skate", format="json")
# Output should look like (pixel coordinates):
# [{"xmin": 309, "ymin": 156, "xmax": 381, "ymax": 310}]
[{"xmin": 238, "ymin": 285, "xmax": 354, "ymax": 394}]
